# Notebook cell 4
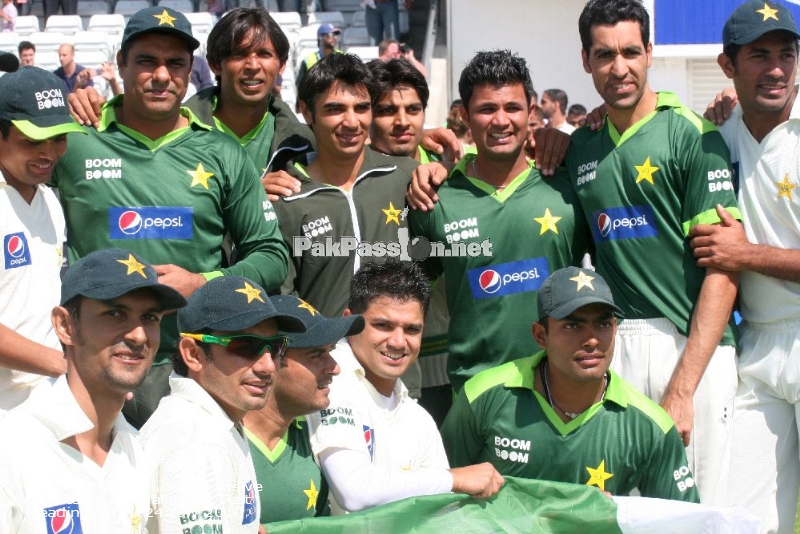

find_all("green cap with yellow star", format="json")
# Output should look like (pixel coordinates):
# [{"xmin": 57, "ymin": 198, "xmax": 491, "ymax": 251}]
[
  {"xmin": 723, "ymin": 0, "xmax": 800, "ymax": 47},
  {"xmin": 60, "ymin": 248, "xmax": 187, "ymax": 310},
  {"xmin": 121, "ymin": 6, "xmax": 200, "ymax": 51},
  {"xmin": 537, "ymin": 267, "xmax": 623, "ymax": 320},
  {"xmin": 178, "ymin": 276, "xmax": 306, "ymax": 334}
]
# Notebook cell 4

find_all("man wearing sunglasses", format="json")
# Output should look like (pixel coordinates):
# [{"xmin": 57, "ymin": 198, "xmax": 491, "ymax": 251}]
[
  {"xmin": 306, "ymin": 260, "xmax": 504, "ymax": 514},
  {"xmin": 140, "ymin": 276, "xmax": 305, "ymax": 534},
  {"xmin": 244, "ymin": 295, "xmax": 365, "ymax": 525},
  {"xmin": 0, "ymin": 247, "xmax": 187, "ymax": 533}
]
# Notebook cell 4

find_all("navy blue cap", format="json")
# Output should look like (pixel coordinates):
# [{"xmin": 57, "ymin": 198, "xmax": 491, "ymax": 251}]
[
  {"xmin": 270, "ymin": 295, "xmax": 364, "ymax": 348},
  {"xmin": 537, "ymin": 267, "xmax": 623, "ymax": 320}
]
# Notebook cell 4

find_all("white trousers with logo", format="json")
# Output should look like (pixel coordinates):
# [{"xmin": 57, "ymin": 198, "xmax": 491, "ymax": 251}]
[{"xmin": 612, "ymin": 318, "xmax": 737, "ymax": 507}]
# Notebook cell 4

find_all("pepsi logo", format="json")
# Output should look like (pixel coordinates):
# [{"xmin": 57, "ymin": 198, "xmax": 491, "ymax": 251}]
[
  {"xmin": 479, "ymin": 269, "xmax": 502, "ymax": 294},
  {"xmin": 49, "ymin": 508, "xmax": 74, "ymax": 534},
  {"xmin": 118, "ymin": 211, "xmax": 143, "ymax": 235},
  {"xmin": 6, "ymin": 235, "xmax": 25, "ymax": 258},
  {"xmin": 597, "ymin": 213, "xmax": 612, "ymax": 237}
]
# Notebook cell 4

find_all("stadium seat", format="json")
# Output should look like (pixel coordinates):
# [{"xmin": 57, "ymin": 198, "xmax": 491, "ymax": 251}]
[
  {"xmin": 0, "ymin": 32, "xmax": 18, "ymax": 55},
  {"xmin": 345, "ymin": 45, "xmax": 378, "ymax": 62},
  {"xmin": 77, "ymin": 0, "xmax": 110, "ymax": 29},
  {"xmin": 184, "ymin": 12, "xmax": 214, "ymax": 35},
  {"xmin": 35, "ymin": 51, "xmax": 60, "ymax": 70},
  {"xmin": 29, "ymin": 31, "xmax": 66, "ymax": 53},
  {"xmin": 44, "ymin": 15, "xmax": 84, "ymax": 35},
  {"xmin": 72, "ymin": 30, "xmax": 112, "ymax": 55},
  {"xmin": 157, "ymin": 0, "xmax": 193, "ymax": 13},
  {"xmin": 113, "ymin": 0, "xmax": 149, "ymax": 23},
  {"xmin": 342, "ymin": 26, "xmax": 369, "ymax": 47},
  {"xmin": 14, "ymin": 15, "xmax": 41, "ymax": 36},
  {"xmin": 74, "ymin": 49, "xmax": 109, "ymax": 69},
  {"xmin": 270, "ymin": 11, "xmax": 301, "ymax": 33},
  {"xmin": 87, "ymin": 13, "xmax": 125, "ymax": 36},
  {"xmin": 324, "ymin": 0, "xmax": 362, "ymax": 24},
  {"xmin": 350, "ymin": 9, "xmax": 365, "ymax": 27},
  {"xmin": 307, "ymin": 11, "xmax": 345, "ymax": 28}
]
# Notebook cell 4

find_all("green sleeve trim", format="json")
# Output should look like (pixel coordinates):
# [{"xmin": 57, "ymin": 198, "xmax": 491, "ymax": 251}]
[
  {"xmin": 681, "ymin": 207, "xmax": 742, "ymax": 236},
  {"xmin": 607, "ymin": 371, "xmax": 675, "ymax": 434},
  {"xmin": 201, "ymin": 271, "xmax": 224, "ymax": 281},
  {"xmin": 462, "ymin": 353, "xmax": 540, "ymax": 403},
  {"xmin": 672, "ymin": 105, "xmax": 719, "ymax": 135}
]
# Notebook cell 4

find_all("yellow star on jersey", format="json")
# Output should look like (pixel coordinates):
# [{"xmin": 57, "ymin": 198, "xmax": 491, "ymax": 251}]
[
  {"xmin": 534, "ymin": 208, "xmax": 562, "ymax": 235},
  {"xmin": 776, "ymin": 174, "xmax": 796, "ymax": 200},
  {"xmin": 303, "ymin": 479, "xmax": 319, "ymax": 510},
  {"xmin": 635, "ymin": 157, "xmax": 660, "ymax": 185},
  {"xmin": 153, "ymin": 8, "xmax": 177, "ymax": 26},
  {"xmin": 586, "ymin": 460, "xmax": 614, "ymax": 491},
  {"xmin": 298, "ymin": 299, "xmax": 318, "ymax": 316},
  {"xmin": 236, "ymin": 282, "xmax": 265, "ymax": 303},
  {"xmin": 117, "ymin": 254, "xmax": 147, "ymax": 278},
  {"xmin": 570, "ymin": 271, "xmax": 595, "ymax": 292},
  {"xmin": 382, "ymin": 202, "xmax": 402, "ymax": 225},
  {"xmin": 188, "ymin": 163, "xmax": 214, "ymax": 190},
  {"xmin": 756, "ymin": 2, "xmax": 779, "ymax": 21}
]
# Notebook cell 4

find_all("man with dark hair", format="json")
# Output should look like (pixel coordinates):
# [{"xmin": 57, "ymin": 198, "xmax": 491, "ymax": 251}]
[
  {"xmin": 307, "ymin": 260, "xmax": 504, "ymax": 514},
  {"xmin": 142, "ymin": 276, "xmax": 304, "ymax": 534},
  {"xmin": 189, "ymin": 7, "xmax": 314, "ymax": 175},
  {"xmin": 568, "ymin": 0, "xmax": 740, "ymax": 505},
  {"xmin": 408, "ymin": 50, "xmax": 590, "ymax": 392},
  {"xmin": 0, "ymin": 247, "xmax": 186, "ymax": 532},
  {"xmin": 17, "ymin": 41, "xmax": 34, "ymax": 66},
  {"xmin": 693, "ymin": 1, "xmax": 800, "ymax": 530},
  {"xmin": 275, "ymin": 53, "xmax": 417, "ymax": 318},
  {"xmin": 541, "ymin": 88, "xmax": 575, "ymax": 134},
  {"xmin": 245, "ymin": 295, "xmax": 364, "ymax": 524},
  {"xmin": 51, "ymin": 6, "xmax": 289, "ymax": 428},
  {"xmin": 442, "ymin": 267, "xmax": 699, "ymax": 502},
  {"xmin": 0, "ymin": 65, "xmax": 83, "ymax": 413},
  {"xmin": 295, "ymin": 23, "xmax": 343, "ymax": 95},
  {"xmin": 567, "ymin": 103, "xmax": 587, "ymax": 128}
]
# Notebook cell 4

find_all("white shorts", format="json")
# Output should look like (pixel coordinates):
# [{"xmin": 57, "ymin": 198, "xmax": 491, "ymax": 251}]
[
  {"xmin": 726, "ymin": 317, "xmax": 800, "ymax": 534},
  {"xmin": 612, "ymin": 318, "xmax": 737, "ymax": 506}
]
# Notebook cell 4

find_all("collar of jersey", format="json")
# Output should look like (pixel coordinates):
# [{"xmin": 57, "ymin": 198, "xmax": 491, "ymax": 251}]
[
  {"xmin": 168, "ymin": 374, "xmax": 239, "ymax": 431},
  {"xmin": 606, "ymin": 91, "xmax": 685, "ymax": 146},
  {"xmin": 452, "ymin": 153, "xmax": 534, "ymax": 202},
  {"xmin": 245, "ymin": 426, "xmax": 288, "ymax": 462},
  {"xmin": 211, "ymin": 94, "xmax": 271, "ymax": 146},
  {"xmin": 98, "ymin": 95, "xmax": 212, "ymax": 150},
  {"xmin": 417, "ymin": 145, "xmax": 440, "ymax": 164},
  {"xmin": 289, "ymin": 149, "xmax": 399, "ymax": 192}
]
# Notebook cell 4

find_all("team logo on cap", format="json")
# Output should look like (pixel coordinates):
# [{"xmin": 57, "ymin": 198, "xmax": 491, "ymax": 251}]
[
  {"xmin": 236, "ymin": 282, "xmax": 265, "ymax": 304},
  {"xmin": 756, "ymin": 2, "xmax": 780, "ymax": 21},
  {"xmin": 118, "ymin": 210, "xmax": 143, "ymax": 235},
  {"xmin": 4, "ymin": 232, "xmax": 31, "ymax": 269},
  {"xmin": 34, "ymin": 88, "xmax": 66, "ymax": 111},
  {"xmin": 570, "ymin": 271, "xmax": 595, "ymax": 291},
  {"xmin": 363, "ymin": 425, "xmax": 375, "ymax": 461},
  {"xmin": 43, "ymin": 502, "xmax": 83, "ymax": 534},
  {"xmin": 154, "ymin": 8, "xmax": 177, "ymax": 26},
  {"xmin": 297, "ymin": 299, "xmax": 318, "ymax": 316},
  {"xmin": 117, "ymin": 253, "xmax": 148, "ymax": 277},
  {"xmin": 242, "ymin": 480, "xmax": 257, "ymax": 525},
  {"xmin": 478, "ymin": 269, "xmax": 502, "ymax": 294}
]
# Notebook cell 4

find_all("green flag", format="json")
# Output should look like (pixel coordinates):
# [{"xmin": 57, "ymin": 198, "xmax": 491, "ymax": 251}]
[{"xmin": 265, "ymin": 477, "xmax": 623, "ymax": 534}]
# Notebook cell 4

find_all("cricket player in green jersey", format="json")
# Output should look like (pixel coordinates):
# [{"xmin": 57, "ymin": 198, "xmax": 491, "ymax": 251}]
[{"xmin": 442, "ymin": 267, "xmax": 699, "ymax": 502}]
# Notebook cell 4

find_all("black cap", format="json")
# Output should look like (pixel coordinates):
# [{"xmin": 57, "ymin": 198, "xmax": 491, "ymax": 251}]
[
  {"xmin": 0, "ymin": 51, "xmax": 19, "ymax": 73},
  {"xmin": 61, "ymin": 248, "xmax": 187, "ymax": 310},
  {"xmin": 723, "ymin": 0, "xmax": 800, "ymax": 46},
  {"xmin": 270, "ymin": 295, "xmax": 364, "ymax": 348},
  {"xmin": 537, "ymin": 267, "xmax": 623, "ymax": 320},
  {"xmin": 178, "ymin": 276, "xmax": 306, "ymax": 334},
  {"xmin": 0, "ymin": 66, "xmax": 86, "ymax": 141},
  {"xmin": 121, "ymin": 6, "xmax": 200, "ymax": 51}
]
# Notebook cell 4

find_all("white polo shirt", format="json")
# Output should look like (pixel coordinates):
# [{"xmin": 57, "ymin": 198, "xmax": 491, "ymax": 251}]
[
  {"xmin": 307, "ymin": 341, "xmax": 451, "ymax": 514},
  {"xmin": 719, "ymin": 93, "xmax": 800, "ymax": 323},
  {"xmin": 0, "ymin": 376, "xmax": 150, "ymax": 533},
  {"xmin": 0, "ymin": 174, "xmax": 65, "ymax": 413},
  {"xmin": 140, "ymin": 375, "xmax": 260, "ymax": 534}
]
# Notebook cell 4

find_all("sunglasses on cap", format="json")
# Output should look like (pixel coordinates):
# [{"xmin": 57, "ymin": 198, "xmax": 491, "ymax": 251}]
[{"xmin": 181, "ymin": 333, "xmax": 289, "ymax": 359}]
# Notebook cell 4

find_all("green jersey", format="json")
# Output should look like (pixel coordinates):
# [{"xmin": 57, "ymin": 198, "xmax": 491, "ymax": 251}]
[
  {"xmin": 52, "ymin": 97, "xmax": 289, "ymax": 365},
  {"xmin": 247, "ymin": 419, "xmax": 330, "ymax": 525},
  {"xmin": 565, "ymin": 92, "xmax": 740, "ymax": 345},
  {"xmin": 441, "ymin": 350, "xmax": 700, "ymax": 502},
  {"xmin": 185, "ymin": 88, "xmax": 316, "ymax": 173},
  {"xmin": 408, "ymin": 155, "xmax": 590, "ymax": 391}
]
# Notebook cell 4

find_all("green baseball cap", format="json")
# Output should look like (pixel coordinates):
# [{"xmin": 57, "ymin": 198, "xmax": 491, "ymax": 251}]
[
  {"xmin": 537, "ymin": 267, "xmax": 623, "ymax": 320},
  {"xmin": 61, "ymin": 248, "xmax": 187, "ymax": 310},
  {"xmin": 121, "ymin": 6, "xmax": 200, "ymax": 51},
  {"xmin": 0, "ymin": 51, "xmax": 19, "ymax": 72},
  {"xmin": 0, "ymin": 66, "xmax": 85, "ymax": 141},
  {"xmin": 723, "ymin": 0, "xmax": 800, "ymax": 47}
]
